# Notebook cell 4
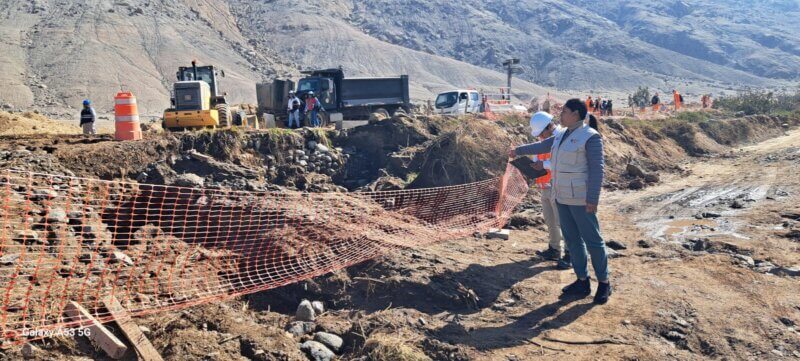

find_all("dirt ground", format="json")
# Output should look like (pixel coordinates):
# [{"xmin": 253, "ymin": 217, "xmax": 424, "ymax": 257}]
[
  {"xmin": 0, "ymin": 116, "xmax": 798, "ymax": 360},
  {"xmin": 249, "ymin": 127, "xmax": 800, "ymax": 360},
  {"xmin": 413, "ymin": 127, "xmax": 800, "ymax": 360}
]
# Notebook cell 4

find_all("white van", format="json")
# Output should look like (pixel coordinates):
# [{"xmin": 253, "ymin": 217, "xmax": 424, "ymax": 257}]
[{"xmin": 434, "ymin": 89, "xmax": 481, "ymax": 115}]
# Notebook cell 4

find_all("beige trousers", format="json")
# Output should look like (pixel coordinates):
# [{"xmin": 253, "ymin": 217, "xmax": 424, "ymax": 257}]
[
  {"xmin": 540, "ymin": 187, "xmax": 563, "ymax": 253},
  {"xmin": 82, "ymin": 122, "xmax": 96, "ymax": 135}
]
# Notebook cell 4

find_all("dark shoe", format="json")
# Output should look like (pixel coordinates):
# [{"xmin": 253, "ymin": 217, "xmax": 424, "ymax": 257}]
[
  {"xmin": 594, "ymin": 281, "xmax": 612, "ymax": 305},
  {"xmin": 560, "ymin": 278, "xmax": 591, "ymax": 298},
  {"xmin": 536, "ymin": 247, "xmax": 561, "ymax": 261},
  {"xmin": 556, "ymin": 252, "xmax": 571, "ymax": 270}
]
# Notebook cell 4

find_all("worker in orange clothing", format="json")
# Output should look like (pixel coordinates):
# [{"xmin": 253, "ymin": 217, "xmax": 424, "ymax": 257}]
[
  {"xmin": 586, "ymin": 96, "xmax": 593, "ymax": 113},
  {"xmin": 673, "ymin": 89, "xmax": 682, "ymax": 111},
  {"xmin": 651, "ymin": 93, "xmax": 660, "ymax": 112}
]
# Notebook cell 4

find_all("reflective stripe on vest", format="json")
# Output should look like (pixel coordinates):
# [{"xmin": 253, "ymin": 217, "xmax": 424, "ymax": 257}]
[{"xmin": 80, "ymin": 109, "xmax": 94, "ymax": 124}]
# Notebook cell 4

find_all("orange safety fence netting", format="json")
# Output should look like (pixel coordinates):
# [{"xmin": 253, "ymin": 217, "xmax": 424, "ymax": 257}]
[{"xmin": 0, "ymin": 165, "xmax": 527, "ymax": 346}]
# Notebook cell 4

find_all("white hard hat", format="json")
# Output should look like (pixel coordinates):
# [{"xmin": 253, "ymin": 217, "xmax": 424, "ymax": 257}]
[{"xmin": 529, "ymin": 111, "xmax": 554, "ymax": 137}]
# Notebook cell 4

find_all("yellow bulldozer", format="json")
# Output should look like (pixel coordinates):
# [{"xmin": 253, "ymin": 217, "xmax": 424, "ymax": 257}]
[{"xmin": 163, "ymin": 60, "xmax": 236, "ymax": 131}]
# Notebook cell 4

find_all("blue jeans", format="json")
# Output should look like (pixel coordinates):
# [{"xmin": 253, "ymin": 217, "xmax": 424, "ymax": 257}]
[
  {"xmin": 310, "ymin": 110, "xmax": 320, "ymax": 127},
  {"xmin": 556, "ymin": 202, "xmax": 610, "ymax": 282}
]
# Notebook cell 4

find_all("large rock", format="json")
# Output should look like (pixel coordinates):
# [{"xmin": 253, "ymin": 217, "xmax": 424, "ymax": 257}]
[
  {"xmin": 314, "ymin": 332, "xmax": 343, "ymax": 353},
  {"xmin": 0, "ymin": 254, "xmax": 20, "ymax": 265},
  {"xmin": 770, "ymin": 266, "xmax": 800, "ymax": 277},
  {"xmin": 173, "ymin": 173, "xmax": 205, "ymax": 188},
  {"xmin": 644, "ymin": 173, "xmax": 660, "ymax": 184},
  {"xmin": 316, "ymin": 144, "xmax": 330, "ymax": 153},
  {"xmin": 300, "ymin": 341, "xmax": 334, "ymax": 361},
  {"xmin": 22, "ymin": 343, "xmax": 38, "ymax": 359},
  {"xmin": 286, "ymin": 321, "xmax": 315, "ymax": 337},
  {"xmin": 296, "ymin": 300, "xmax": 316, "ymax": 322},
  {"xmin": 14, "ymin": 230, "xmax": 41, "ymax": 244},
  {"xmin": 46, "ymin": 207, "xmax": 68, "ymax": 223},
  {"xmin": 311, "ymin": 301, "xmax": 324, "ymax": 315},
  {"xmin": 626, "ymin": 163, "xmax": 647, "ymax": 178},
  {"xmin": 628, "ymin": 179, "xmax": 644, "ymax": 190},
  {"xmin": 31, "ymin": 189, "xmax": 58, "ymax": 201},
  {"xmin": 606, "ymin": 240, "xmax": 628, "ymax": 250},
  {"xmin": 507, "ymin": 211, "xmax": 542, "ymax": 230}
]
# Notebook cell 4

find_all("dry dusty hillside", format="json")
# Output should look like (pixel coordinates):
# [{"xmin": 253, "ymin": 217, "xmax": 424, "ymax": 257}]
[
  {"xmin": 0, "ymin": 0, "xmax": 556, "ymax": 117},
  {"xmin": 3, "ymin": 0, "xmax": 799, "ymax": 117}
]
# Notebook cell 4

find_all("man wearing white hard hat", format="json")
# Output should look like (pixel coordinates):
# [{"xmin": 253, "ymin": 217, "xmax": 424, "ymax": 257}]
[{"xmin": 528, "ymin": 111, "xmax": 571, "ymax": 270}]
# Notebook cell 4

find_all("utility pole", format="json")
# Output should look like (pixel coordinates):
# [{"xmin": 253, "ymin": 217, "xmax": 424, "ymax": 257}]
[{"xmin": 502, "ymin": 58, "xmax": 521, "ymax": 99}]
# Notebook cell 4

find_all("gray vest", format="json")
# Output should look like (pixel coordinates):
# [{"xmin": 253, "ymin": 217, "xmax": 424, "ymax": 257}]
[{"xmin": 550, "ymin": 123, "xmax": 599, "ymax": 206}]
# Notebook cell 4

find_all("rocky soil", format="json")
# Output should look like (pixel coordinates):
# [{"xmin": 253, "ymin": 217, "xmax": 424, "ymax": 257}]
[{"xmin": 0, "ymin": 110, "xmax": 797, "ymax": 360}]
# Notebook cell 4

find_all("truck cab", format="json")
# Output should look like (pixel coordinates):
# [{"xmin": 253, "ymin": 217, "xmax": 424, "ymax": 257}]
[
  {"xmin": 435, "ymin": 89, "xmax": 481, "ymax": 115},
  {"xmin": 296, "ymin": 72, "xmax": 338, "ymax": 111}
]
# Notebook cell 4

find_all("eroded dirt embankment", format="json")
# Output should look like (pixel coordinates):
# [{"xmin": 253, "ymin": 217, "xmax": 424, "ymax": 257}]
[{"xmin": 1, "ymin": 111, "xmax": 798, "ymax": 360}]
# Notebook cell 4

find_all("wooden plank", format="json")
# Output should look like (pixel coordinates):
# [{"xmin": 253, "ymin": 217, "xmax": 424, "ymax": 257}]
[
  {"xmin": 63, "ymin": 301, "xmax": 128, "ymax": 359},
  {"xmin": 103, "ymin": 296, "xmax": 164, "ymax": 361}
]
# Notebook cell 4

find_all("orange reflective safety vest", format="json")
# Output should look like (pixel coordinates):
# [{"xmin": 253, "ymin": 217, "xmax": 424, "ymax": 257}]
[{"xmin": 531, "ymin": 152, "xmax": 552, "ymax": 188}]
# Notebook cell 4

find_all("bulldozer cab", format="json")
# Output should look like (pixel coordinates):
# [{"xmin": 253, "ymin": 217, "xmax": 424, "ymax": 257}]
[{"xmin": 176, "ymin": 61, "xmax": 224, "ymax": 99}]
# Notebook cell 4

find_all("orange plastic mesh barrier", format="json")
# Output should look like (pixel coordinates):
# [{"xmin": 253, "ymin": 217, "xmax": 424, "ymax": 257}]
[{"xmin": 0, "ymin": 165, "xmax": 527, "ymax": 346}]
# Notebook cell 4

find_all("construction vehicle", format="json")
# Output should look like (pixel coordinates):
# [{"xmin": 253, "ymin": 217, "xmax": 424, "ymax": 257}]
[
  {"xmin": 434, "ymin": 89, "xmax": 481, "ymax": 115},
  {"xmin": 434, "ymin": 87, "xmax": 526, "ymax": 115},
  {"xmin": 163, "ymin": 60, "xmax": 232, "ymax": 130},
  {"xmin": 257, "ymin": 67, "xmax": 411, "ymax": 125}
]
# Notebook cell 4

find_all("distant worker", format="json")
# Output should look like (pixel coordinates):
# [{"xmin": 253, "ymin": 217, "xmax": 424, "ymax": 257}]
[
  {"xmin": 586, "ymin": 96, "xmax": 593, "ymax": 113},
  {"xmin": 80, "ymin": 99, "xmax": 97, "ymax": 135},
  {"xmin": 287, "ymin": 91, "xmax": 301, "ymax": 129},
  {"xmin": 673, "ymin": 89, "xmax": 682, "ymax": 111},
  {"xmin": 606, "ymin": 99, "xmax": 613, "ymax": 116},
  {"xmin": 529, "ymin": 96, "xmax": 540, "ymax": 113},
  {"xmin": 601, "ymin": 100, "xmax": 608, "ymax": 116},
  {"xmin": 701, "ymin": 94, "xmax": 711, "ymax": 109},
  {"xmin": 304, "ymin": 91, "xmax": 325, "ymax": 128},
  {"xmin": 527, "ymin": 111, "xmax": 571, "ymax": 270},
  {"xmin": 542, "ymin": 93, "xmax": 552, "ymax": 113},
  {"xmin": 651, "ymin": 93, "xmax": 660, "ymax": 112},
  {"xmin": 594, "ymin": 97, "xmax": 602, "ymax": 114}
]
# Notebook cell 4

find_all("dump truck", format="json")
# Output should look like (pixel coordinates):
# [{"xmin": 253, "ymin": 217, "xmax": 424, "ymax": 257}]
[{"xmin": 257, "ymin": 67, "xmax": 411, "ymax": 125}]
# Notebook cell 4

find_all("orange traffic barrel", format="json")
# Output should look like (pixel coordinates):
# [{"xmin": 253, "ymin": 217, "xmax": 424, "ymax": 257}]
[{"xmin": 114, "ymin": 91, "xmax": 142, "ymax": 141}]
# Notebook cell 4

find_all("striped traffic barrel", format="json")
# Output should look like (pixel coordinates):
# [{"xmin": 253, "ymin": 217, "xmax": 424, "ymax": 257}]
[{"xmin": 114, "ymin": 91, "xmax": 143, "ymax": 141}]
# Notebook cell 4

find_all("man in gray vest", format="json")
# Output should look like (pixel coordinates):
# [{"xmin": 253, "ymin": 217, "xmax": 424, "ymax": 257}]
[{"xmin": 80, "ymin": 99, "xmax": 97, "ymax": 135}]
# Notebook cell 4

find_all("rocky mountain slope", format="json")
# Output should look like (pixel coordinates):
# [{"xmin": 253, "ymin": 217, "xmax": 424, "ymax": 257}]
[
  {"xmin": 343, "ymin": 0, "xmax": 800, "ymax": 92},
  {"xmin": 0, "ymin": 0, "xmax": 552, "ymax": 116},
  {"xmin": 1, "ymin": 0, "xmax": 798, "ymax": 116}
]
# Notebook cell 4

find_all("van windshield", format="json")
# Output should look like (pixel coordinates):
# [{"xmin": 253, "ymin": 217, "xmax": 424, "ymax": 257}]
[{"xmin": 435, "ymin": 92, "xmax": 458, "ymax": 108}]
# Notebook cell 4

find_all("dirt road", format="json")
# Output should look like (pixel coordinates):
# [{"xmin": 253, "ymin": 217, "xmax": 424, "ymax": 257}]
[{"xmin": 335, "ymin": 129, "xmax": 800, "ymax": 360}]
